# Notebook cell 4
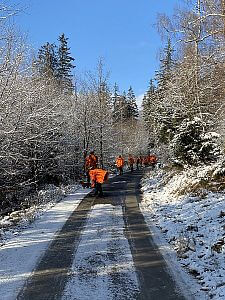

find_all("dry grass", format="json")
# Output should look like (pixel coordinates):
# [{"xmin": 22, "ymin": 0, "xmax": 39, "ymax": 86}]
[{"xmin": 166, "ymin": 162, "xmax": 225, "ymax": 197}]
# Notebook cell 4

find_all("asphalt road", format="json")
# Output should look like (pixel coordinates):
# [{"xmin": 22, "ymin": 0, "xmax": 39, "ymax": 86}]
[{"xmin": 18, "ymin": 170, "xmax": 186, "ymax": 300}]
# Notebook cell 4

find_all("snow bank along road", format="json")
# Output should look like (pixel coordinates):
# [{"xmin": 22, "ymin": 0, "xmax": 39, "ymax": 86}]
[{"xmin": 2, "ymin": 170, "xmax": 190, "ymax": 299}]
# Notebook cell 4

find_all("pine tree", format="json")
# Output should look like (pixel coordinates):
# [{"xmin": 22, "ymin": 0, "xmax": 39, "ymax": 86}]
[
  {"xmin": 156, "ymin": 38, "xmax": 174, "ymax": 96},
  {"xmin": 57, "ymin": 33, "xmax": 75, "ymax": 91},
  {"xmin": 142, "ymin": 79, "xmax": 156, "ymax": 127},
  {"xmin": 112, "ymin": 86, "xmax": 127, "ymax": 123},
  {"xmin": 154, "ymin": 39, "xmax": 175, "ymax": 143},
  {"xmin": 36, "ymin": 42, "xmax": 58, "ymax": 78},
  {"xmin": 112, "ymin": 82, "xmax": 120, "ymax": 122},
  {"xmin": 171, "ymin": 117, "xmax": 220, "ymax": 165},
  {"xmin": 125, "ymin": 86, "xmax": 139, "ymax": 120},
  {"xmin": 112, "ymin": 83, "xmax": 119, "ymax": 109}
]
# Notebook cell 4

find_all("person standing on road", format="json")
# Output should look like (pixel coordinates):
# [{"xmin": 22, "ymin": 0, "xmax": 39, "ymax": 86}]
[
  {"xmin": 128, "ymin": 154, "xmax": 134, "ymax": 172},
  {"xmin": 85, "ymin": 150, "xmax": 98, "ymax": 187},
  {"xmin": 89, "ymin": 167, "xmax": 109, "ymax": 197},
  {"xmin": 143, "ymin": 156, "xmax": 149, "ymax": 167},
  {"xmin": 148, "ymin": 153, "xmax": 158, "ymax": 169},
  {"xmin": 116, "ymin": 155, "xmax": 124, "ymax": 175},
  {"xmin": 135, "ymin": 157, "xmax": 140, "ymax": 170}
]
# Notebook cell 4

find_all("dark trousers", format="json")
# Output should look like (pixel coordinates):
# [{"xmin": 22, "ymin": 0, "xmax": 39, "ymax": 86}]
[
  {"xmin": 151, "ymin": 163, "xmax": 156, "ymax": 169},
  {"xmin": 130, "ymin": 164, "xmax": 133, "ymax": 172},
  {"xmin": 118, "ymin": 167, "xmax": 123, "ymax": 175},
  {"xmin": 86, "ymin": 171, "xmax": 91, "ymax": 187},
  {"xmin": 94, "ymin": 182, "xmax": 103, "ymax": 196}
]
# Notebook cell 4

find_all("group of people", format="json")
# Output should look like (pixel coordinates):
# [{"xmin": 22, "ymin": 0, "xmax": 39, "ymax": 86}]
[
  {"xmin": 84, "ymin": 150, "xmax": 158, "ymax": 196},
  {"xmin": 116, "ymin": 153, "xmax": 158, "ymax": 175}
]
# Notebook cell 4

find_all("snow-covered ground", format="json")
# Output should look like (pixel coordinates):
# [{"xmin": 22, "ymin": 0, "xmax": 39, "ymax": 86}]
[
  {"xmin": 62, "ymin": 204, "xmax": 139, "ymax": 300},
  {"xmin": 140, "ymin": 166, "xmax": 225, "ymax": 300},
  {"xmin": 0, "ymin": 185, "xmax": 90, "ymax": 299}
]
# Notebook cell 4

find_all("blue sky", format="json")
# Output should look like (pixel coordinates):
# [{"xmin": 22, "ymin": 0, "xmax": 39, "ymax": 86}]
[{"xmin": 12, "ymin": 0, "xmax": 179, "ymax": 101}]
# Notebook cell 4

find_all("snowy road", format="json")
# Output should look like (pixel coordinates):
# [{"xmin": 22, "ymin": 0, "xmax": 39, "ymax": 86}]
[{"xmin": 3, "ymin": 171, "xmax": 188, "ymax": 299}]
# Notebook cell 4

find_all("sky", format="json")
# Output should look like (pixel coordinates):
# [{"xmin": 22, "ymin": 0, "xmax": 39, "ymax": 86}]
[{"xmin": 11, "ymin": 0, "xmax": 180, "ymax": 105}]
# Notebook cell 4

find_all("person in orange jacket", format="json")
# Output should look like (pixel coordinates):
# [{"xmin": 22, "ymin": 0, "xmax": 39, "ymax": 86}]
[
  {"xmin": 89, "ymin": 167, "xmax": 109, "ymax": 197},
  {"xmin": 116, "ymin": 155, "xmax": 124, "ymax": 175},
  {"xmin": 135, "ymin": 157, "xmax": 140, "ymax": 170},
  {"xmin": 148, "ymin": 153, "xmax": 158, "ymax": 168},
  {"xmin": 85, "ymin": 150, "xmax": 98, "ymax": 187},
  {"xmin": 143, "ymin": 156, "xmax": 149, "ymax": 167},
  {"xmin": 128, "ymin": 154, "xmax": 134, "ymax": 172}
]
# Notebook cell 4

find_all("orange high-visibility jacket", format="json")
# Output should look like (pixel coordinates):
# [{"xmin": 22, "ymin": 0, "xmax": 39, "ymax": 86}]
[
  {"xmin": 89, "ymin": 169, "xmax": 109, "ymax": 187},
  {"xmin": 128, "ymin": 156, "xmax": 134, "ymax": 165},
  {"xmin": 143, "ymin": 157, "xmax": 149, "ymax": 165},
  {"xmin": 135, "ymin": 157, "xmax": 140, "ymax": 163},
  {"xmin": 116, "ymin": 157, "xmax": 124, "ymax": 168},
  {"xmin": 148, "ymin": 154, "xmax": 157, "ymax": 164},
  {"xmin": 85, "ymin": 154, "xmax": 98, "ymax": 170}
]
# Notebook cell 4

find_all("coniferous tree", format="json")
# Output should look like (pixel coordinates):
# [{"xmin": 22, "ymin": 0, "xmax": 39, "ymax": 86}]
[
  {"xmin": 171, "ymin": 117, "xmax": 220, "ymax": 165},
  {"xmin": 121, "ymin": 91, "xmax": 129, "ymax": 120},
  {"xmin": 36, "ymin": 42, "xmax": 58, "ymax": 78},
  {"xmin": 156, "ymin": 38, "xmax": 174, "ymax": 97},
  {"xmin": 57, "ymin": 33, "xmax": 75, "ymax": 91},
  {"xmin": 112, "ymin": 87, "xmax": 127, "ymax": 123},
  {"xmin": 142, "ymin": 79, "xmax": 156, "ymax": 128},
  {"xmin": 154, "ymin": 39, "xmax": 175, "ymax": 143},
  {"xmin": 112, "ymin": 82, "xmax": 119, "ymax": 104},
  {"xmin": 126, "ymin": 86, "xmax": 139, "ymax": 120},
  {"xmin": 142, "ymin": 79, "xmax": 158, "ymax": 148},
  {"xmin": 112, "ymin": 82, "xmax": 120, "ymax": 121}
]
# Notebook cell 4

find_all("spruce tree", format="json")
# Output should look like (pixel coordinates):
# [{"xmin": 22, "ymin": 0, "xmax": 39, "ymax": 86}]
[
  {"xmin": 142, "ymin": 79, "xmax": 156, "ymax": 128},
  {"xmin": 126, "ymin": 86, "xmax": 139, "ymax": 120},
  {"xmin": 57, "ymin": 33, "xmax": 75, "ymax": 91},
  {"xmin": 121, "ymin": 91, "xmax": 128, "ymax": 120},
  {"xmin": 112, "ymin": 82, "xmax": 120, "ymax": 122},
  {"xmin": 154, "ymin": 39, "xmax": 175, "ymax": 143},
  {"xmin": 156, "ymin": 38, "xmax": 174, "ymax": 96},
  {"xmin": 112, "ymin": 86, "xmax": 127, "ymax": 123},
  {"xmin": 36, "ymin": 42, "xmax": 58, "ymax": 78},
  {"xmin": 112, "ymin": 82, "xmax": 119, "ymax": 106}
]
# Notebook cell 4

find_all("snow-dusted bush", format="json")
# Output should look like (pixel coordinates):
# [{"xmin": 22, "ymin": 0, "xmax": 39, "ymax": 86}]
[
  {"xmin": 0, "ymin": 183, "xmax": 73, "ymax": 233},
  {"xmin": 171, "ymin": 117, "xmax": 220, "ymax": 165}
]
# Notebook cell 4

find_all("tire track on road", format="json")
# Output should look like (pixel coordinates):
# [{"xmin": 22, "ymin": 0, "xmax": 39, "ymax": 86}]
[
  {"xmin": 17, "ymin": 196, "xmax": 95, "ymax": 300},
  {"xmin": 122, "ymin": 170, "xmax": 186, "ymax": 300}
]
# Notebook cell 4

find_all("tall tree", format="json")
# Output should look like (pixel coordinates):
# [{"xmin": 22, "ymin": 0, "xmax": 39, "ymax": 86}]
[
  {"xmin": 57, "ymin": 33, "xmax": 75, "ymax": 91},
  {"xmin": 155, "ymin": 38, "xmax": 174, "ymax": 97},
  {"xmin": 125, "ymin": 86, "xmax": 139, "ymax": 120},
  {"xmin": 142, "ymin": 79, "xmax": 156, "ymax": 127},
  {"xmin": 112, "ymin": 83, "xmax": 128, "ymax": 123},
  {"xmin": 153, "ymin": 40, "xmax": 175, "ymax": 143},
  {"xmin": 112, "ymin": 82, "xmax": 120, "ymax": 121},
  {"xmin": 36, "ymin": 42, "xmax": 58, "ymax": 78},
  {"xmin": 112, "ymin": 82, "xmax": 119, "ymax": 104}
]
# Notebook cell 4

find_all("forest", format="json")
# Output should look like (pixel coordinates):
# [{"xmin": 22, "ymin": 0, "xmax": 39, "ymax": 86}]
[{"xmin": 0, "ymin": 0, "xmax": 225, "ymax": 215}]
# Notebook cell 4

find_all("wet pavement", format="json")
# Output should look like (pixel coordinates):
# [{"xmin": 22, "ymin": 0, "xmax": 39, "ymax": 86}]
[{"xmin": 17, "ymin": 170, "xmax": 186, "ymax": 300}]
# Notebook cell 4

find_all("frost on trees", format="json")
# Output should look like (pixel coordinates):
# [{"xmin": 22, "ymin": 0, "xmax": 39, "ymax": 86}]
[{"xmin": 171, "ymin": 117, "xmax": 221, "ymax": 165}]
